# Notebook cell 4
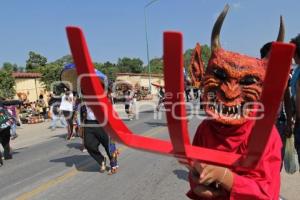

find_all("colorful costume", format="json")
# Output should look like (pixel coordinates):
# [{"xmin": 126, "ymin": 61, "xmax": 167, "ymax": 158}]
[
  {"xmin": 188, "ymin": 5, "xmax": 284, "ymax": 200},
  {"xmin": 60, "ymin": 64, "xmax": 119, "ymax": 174},
  {"xmin": 188, "ymin": 120, "xmax": 281, "ymax": 199},
  {"xmin": 0, "ymin": 100, "xmax": 22, "ymax": 166},
  {"xmin": 64, "ymin": 6, "xmax": 293, "ymax": 196}
]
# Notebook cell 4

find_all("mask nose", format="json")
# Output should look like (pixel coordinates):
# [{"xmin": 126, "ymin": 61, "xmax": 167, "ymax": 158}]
[{"xmin": 220, "ymin": 79, "xmax": 241, "ymax": 101}]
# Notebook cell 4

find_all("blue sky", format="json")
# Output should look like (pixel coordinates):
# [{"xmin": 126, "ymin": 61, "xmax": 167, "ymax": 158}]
[{"xmin": 0, "ymin": 0, "xmax": 299, "ymax": 67}]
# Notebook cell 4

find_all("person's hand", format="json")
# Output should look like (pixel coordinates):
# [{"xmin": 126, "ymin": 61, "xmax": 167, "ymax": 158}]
[
  {"xmin": 194, "ymin": 162, "xmax": 228, "ymax": 186},
  {"xmin": 189, "ymin": 162, "xmax": 228, "ymax": 199},
  {"xmin": 191, "ymin": 184, "xmax": 226, "ymax": 199}
]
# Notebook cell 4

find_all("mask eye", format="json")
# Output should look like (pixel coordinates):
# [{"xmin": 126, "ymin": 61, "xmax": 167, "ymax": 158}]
[
  {"xmin": 240, "ymin": 75, "xmax": 259, "ymax": 85},
  {"xmin": 213, "ymin": 68, "xmax": 227, "ymax": 81}
]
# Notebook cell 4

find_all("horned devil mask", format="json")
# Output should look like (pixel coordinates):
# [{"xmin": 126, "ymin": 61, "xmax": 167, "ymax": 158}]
[
  {"xmin": 65, "ymin": 5, "xmax": 295, "ymax": 168},
  {"xmin": 190, "ymin": 5, "xmax": 287, "ymax": 125}
]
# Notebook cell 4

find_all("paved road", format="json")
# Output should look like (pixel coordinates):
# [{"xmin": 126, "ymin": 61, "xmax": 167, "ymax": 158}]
[{"xmin": 0, "ymin": 101, "xmax": 299, "ymax": 200}]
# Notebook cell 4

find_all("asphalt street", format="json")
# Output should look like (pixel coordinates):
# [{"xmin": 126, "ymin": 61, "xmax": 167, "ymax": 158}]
[{"xmin": 0, "ymin": 101, "xmax": 299, "ymax": 200}]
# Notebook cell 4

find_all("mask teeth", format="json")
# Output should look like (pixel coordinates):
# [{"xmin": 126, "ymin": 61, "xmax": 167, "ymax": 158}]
[
  {"xmin": 214, "ymin": 104, "xmax": 218, "ymax": 114},
  {"xmin": 211, "ymin": 103, "xmax": 242, "ymax": 119},
  {"xmin": 206, "ymin": 94, "xmax": 244, "ymax": 119}
]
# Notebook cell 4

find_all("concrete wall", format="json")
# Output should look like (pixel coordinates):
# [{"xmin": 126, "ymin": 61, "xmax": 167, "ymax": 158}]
[
  {"xmin": 116, "ymin": 73, "xmax": 164, "ymax": 94},
  {"xmin": 14, "ymin": 78, "xmax": 45, "ymax": 102}
]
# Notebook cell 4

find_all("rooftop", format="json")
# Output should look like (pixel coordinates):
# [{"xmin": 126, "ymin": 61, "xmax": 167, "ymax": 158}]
[
  {"xmin": 12, "ymin": 72, "xmax": 42, "ymax": 78},
  {"xmin": 116, "ymin": 73, "xmax": 163, "ymax": 78}
]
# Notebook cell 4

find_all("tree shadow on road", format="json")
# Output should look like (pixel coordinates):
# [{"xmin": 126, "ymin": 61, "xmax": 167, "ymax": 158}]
[
  {"xmin": 139, "ymin": 110, "xmax": 155, "ymax": 114},
  {"xmin": 173, "ymin": 169, "xmax": 189, "ymax": 181},
  {"xmin": 50, "ymin": 155, "xmax": 99, "ymax": 173},
  {"xmin": 144, "ymin": 122, "xmax": 167, "ymax": 127},
  {"xmin": 123, "ymin": 118, "xmax": 134, "ymax": 122},
  {"xmin": 50, "ymin": 134, "xmax": 68, "ymax": 140}
]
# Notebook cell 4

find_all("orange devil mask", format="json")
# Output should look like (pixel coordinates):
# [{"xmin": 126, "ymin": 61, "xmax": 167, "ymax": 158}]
[{"xmin": 190, "ymin": 5, "xmax": 285, "ymax": 125}]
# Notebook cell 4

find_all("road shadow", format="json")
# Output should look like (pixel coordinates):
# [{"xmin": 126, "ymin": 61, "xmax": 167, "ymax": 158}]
[
  {"xmin": 11, "ymin": 151, "xmax": 21, "ymax": 156},
  {"xmin": 50, "ymin": 155, "xmax": 99, "ymax": 173},
  {"xmin": 7, "ymin": 147, "xmax": 28, "ymax": 156},
  {"xmin": 139, "ymin": 110, "xmax": 155, "ymax": 114},
  {"xmin": 66, "ymin": 142, "xmax": 82, "ymax": 151},
  {"xmin": 144, "ymin": 122, "xmax": 167, "ymax": 127},
  {"xmin": 12, "ymin": 147, "xmax": 28, "ymax": 152},
  {"xmin": 173, "ymin": 169, "xmax": 189, "ymax": 181},
  {"xmin": 50, "ymin": 134, "xmax": 68, "ymax": 140}
]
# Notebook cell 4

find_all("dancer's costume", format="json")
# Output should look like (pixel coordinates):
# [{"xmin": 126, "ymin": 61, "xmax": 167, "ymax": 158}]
[
  {"xmin": 188, "ymin": 5, "xmax": 285, "ymax": 200},
  {"xmin": 64, "ymin": 3, "xmax": 295, "ymax": 198},
  {"xmin": 60, "ymin": 65, "xmax": 119, "ymax": 173}
]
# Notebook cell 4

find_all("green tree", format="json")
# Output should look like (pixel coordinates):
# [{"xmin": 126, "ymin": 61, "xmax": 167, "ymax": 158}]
[
  {"xmin": 38, "ymin": 55, "xmax": 73, "ymax": 91},
  {"xmin": 94, "ymin": 62, "xmax": 118, "ymax": 81},
  {"xmin": 18, "ymin": 66, "xmax": 26, "ymax": 72},
  {"xmin": 26, "ymin": 51, "xmax": 47, "ymax": 72},
  {"xmin": 184, "ymin": 49, "xmax": 193, "ymax": 72},
  {"xmin": 13, "ymin": 64, "xmax": 18, "ymax": 72},
  {"xmin": 0, "ymin": 70, "xmax": 16, "ymax": 99},
  {"xmin": 2, "ymin": 62, "xmax": 18, "ymax": 72},
  {"xmin": 52, "ymin": 55, "xmax": 73, "ymax": 66},
  {"xmin": 40, "ymin": 63, "xmax": 63, "ymax": 91},
  {"xmin": 117, "ymin": 57, "xmax": 143, "ymax": 73},
  {"xmin": 201, "ymin": 44, "xmax": 211, "ymax": 67},
  {"xmin": 102, "ymin": 61, "xmax": 116, "ymax": 69},
  {"xmin": 184, "ymin": 44, "xmax": 211, "ymax": 70},
  {"xmin": 149, "ymin": 57, "xmax": 163, "ymax": 74},
  {"xmin": 94, "ymin": 62, "xmax": 104, "ymax": 70}
]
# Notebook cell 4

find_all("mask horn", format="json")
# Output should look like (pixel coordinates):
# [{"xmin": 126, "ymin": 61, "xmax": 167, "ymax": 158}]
[
  {"xmin": 211, "ymin": 4, "xmax": 229, "ymax": 51},
  {"xmin": 276, "ymin": 16, "xmax": 285, "ymax": 42}
]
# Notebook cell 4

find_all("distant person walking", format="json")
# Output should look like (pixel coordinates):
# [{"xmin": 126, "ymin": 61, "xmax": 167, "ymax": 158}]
[
  {"xmin": 0, "ymin": 97, "xmax": 21, "ymax": 166},
  {"xmin": 48, "ymin": 94, "xmax": 66, "ymax": 131},
  {"xmin": 124, "ymin": 89, "xmax": 135, "ymax": 120},
  {"xmin": 193, "ymin": 88, "xmax": 199, "ymax": 100},
  {"xmin": 37, "ymin": 94, "xmax": 47, "ymax": 119},
  {"xmin": 185, "ymin": 80, "xmax": 192, "ymax": 102},
  {"xmin": 60, "ymin": 89, "xmax": 75, "ymax": 140},
  {"xmin": 5, "ymin": 104, "xmax": 20, "ymax": 140},
  {"xmin": 156, "ymin": 87, "xmax": 165, "ymax": 112}
]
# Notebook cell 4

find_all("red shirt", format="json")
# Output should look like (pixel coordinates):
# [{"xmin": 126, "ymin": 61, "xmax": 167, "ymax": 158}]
[{"xmin": 187, "ymin": 119, "xmax": 282, "ymax": 200}]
